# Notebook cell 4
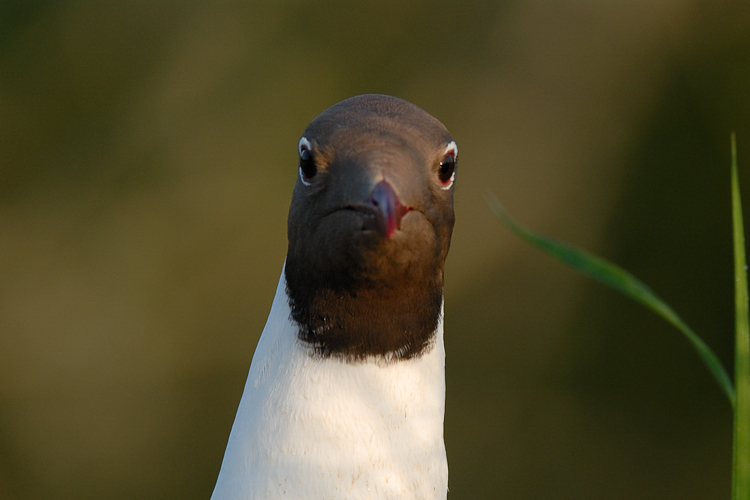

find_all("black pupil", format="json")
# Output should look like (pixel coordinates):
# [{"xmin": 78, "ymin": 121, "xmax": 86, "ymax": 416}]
[
  {"xmin": 300, "ymin": 148, "xmax": 316, "ymax": 179},
  {"xmin": 439, "ymin": 153, "xmax": 455, "ymax": 184}
]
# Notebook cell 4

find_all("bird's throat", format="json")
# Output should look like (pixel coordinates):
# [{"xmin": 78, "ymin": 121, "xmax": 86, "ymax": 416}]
[{"xmin": 285, "ymin": 264, "xmax": 444, "ymax": 361}]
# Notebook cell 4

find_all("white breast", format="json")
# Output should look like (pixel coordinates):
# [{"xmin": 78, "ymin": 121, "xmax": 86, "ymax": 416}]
[{"xmin": 211, "ymin": 267, "xmax": 448, "ymax": 500}]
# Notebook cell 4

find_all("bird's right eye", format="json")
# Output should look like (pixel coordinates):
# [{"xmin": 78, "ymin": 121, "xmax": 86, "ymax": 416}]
[{"xmin": 298, "ymin": 137, "xmax": 316, "ymax": 185}]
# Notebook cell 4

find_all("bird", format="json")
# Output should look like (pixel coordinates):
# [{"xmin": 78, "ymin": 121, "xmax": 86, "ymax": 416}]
[{"xmin": 210, "ymin": 94, "xmax": 458, "ymax": 500}]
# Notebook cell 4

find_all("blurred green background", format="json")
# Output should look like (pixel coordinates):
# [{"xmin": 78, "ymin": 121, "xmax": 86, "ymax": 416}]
[{"xmin": 1, "ymin": 1, "xmax": 749, "ymax": 499}]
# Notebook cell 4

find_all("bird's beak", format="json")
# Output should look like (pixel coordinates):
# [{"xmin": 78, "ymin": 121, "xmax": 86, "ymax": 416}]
[{"xmin": 361, "ymin": 179, "xmax": 411, "ymax": 239}]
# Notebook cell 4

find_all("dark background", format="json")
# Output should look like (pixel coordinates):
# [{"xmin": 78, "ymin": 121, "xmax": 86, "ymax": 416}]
[{"xmin": 1, "ymin": 2, "xmax": 749, "ymax": 499}]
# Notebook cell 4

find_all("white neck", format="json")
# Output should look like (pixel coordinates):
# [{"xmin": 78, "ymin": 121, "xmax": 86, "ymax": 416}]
[{"xmin": 211, "ymin": 267, "xmax": 448, "ymax": 500}]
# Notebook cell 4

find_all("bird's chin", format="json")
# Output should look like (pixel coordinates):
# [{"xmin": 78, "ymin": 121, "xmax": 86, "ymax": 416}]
[
  {"xmin": 331, "ymin": 207, "xmax": 421, "ymax": 238},
  {"xmin": 301, "ymin": 209, "xmax": 435, "ymax": 282}
]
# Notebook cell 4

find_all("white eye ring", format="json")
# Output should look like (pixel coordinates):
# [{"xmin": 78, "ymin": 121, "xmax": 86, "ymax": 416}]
[
  {"xmin": 299, "ymin": 170, "xmax": 312, "ymax": 186},
  {"xmin": 444, "ymin": 141, "xmax": 458, "ymax": 158},
  {"xmin": 298, "ymin": 137, "xmax": 313, "ymax": 186},
  {"xmin": 439, "ymin": 141, "xmax": 458, "ymax": 191},
  {"xmin": 298, "ymin": 137, "xmax": 312, "ymax": 156}
]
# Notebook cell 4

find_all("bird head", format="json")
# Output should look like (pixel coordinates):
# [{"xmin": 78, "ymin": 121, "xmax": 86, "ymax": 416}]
[{"xmin": 285, "ymin": 94, "xmax": 458, "ymax": 361}]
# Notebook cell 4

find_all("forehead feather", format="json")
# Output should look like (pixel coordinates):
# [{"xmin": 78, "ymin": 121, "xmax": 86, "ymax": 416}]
[{"xmin": 303, "ymin": 95, "xmax": 451, "ymax": 153}]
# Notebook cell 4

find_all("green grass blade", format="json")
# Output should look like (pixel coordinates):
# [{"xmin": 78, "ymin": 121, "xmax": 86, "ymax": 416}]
[
  {"xmin": 732, "ymin": 132, "xmax": 750, "ymax": 500},
  {"xmin": 487, "ymin": 192, "xmax": 736, "ymax": 406}
]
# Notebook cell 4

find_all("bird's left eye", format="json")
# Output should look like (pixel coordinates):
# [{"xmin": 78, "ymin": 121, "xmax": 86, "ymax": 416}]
[{"xmin": 438, "ymin": 141, "xmax": 458, "ymax": 189}]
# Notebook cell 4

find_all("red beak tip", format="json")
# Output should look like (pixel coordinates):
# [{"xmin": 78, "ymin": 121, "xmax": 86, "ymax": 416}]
[{"xmin": 368, "ymin": 180, "xmax": 410, "ymax": 239}]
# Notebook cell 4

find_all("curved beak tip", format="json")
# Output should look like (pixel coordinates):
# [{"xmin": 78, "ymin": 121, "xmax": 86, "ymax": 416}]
[{"xmin": 367, "ymin": 180, "xmax": 410, "ymax": 239}]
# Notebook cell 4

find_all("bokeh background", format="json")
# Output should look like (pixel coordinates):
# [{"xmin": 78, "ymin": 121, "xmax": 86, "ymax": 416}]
[{"xmin": 1, "ymin": 2, "xmax": 750, "ymax": 499}]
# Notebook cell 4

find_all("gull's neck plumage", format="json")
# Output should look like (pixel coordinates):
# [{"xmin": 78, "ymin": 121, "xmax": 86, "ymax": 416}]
[{"xmin": 210, "ymin": 266, "xmax": 448, "ymax": 500}]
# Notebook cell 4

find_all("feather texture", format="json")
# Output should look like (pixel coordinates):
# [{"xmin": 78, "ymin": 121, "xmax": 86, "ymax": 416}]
[{"xmin": 211, "ymin": 267, "xmax": 448, "ymax": 500}]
